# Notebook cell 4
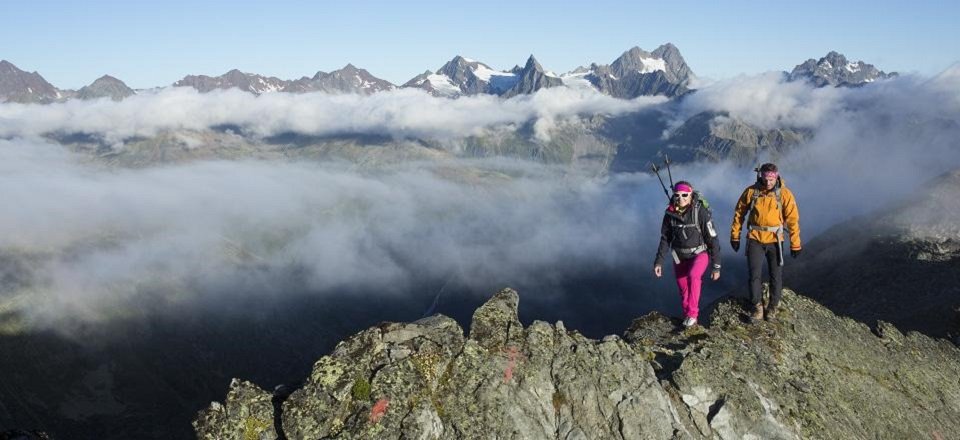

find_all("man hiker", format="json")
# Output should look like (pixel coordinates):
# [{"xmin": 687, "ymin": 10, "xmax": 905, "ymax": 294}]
[{"xmin": 729, "ymin": 163, "xmax": 801, "ymax": 322}]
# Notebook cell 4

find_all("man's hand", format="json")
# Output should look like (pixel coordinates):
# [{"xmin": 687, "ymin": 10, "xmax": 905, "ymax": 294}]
[
  {"xmin": 711, "ymin": 270, "xmax": 720, "ymax": 281},
  {"xmin": 654, "ymin": 265, "xmax": 662, "ymax": 278},
  {"xmin": 730, "ymin": 239, "xmax": 740, "ymax": 252},
  {"xmin": 791, "ymin": 248, "xmax": 802, "ymax": 258}
]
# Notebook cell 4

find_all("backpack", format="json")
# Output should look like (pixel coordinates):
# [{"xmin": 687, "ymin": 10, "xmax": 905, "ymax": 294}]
[{"xmin": 745, "ymin": 178, "xmax": 784, "ymax": 231}]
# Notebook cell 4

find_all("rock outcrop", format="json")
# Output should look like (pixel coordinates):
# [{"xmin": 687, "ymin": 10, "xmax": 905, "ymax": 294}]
[{"xmin": 195, "ymin": 287, "xmax": 960, "ymax": 439}]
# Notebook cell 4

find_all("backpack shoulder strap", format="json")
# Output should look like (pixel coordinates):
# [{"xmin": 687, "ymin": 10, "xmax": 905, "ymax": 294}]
[
  {"xmin": 746, "ymin": 185, "xmax": 761, "ymax": 223},
  {"xmin": 693, "ymin": 200, "xmax": 700, "ymax": 232},
  {"xmin": 774, "ymin": 185, "xmax": 784, "ymax": 224}
]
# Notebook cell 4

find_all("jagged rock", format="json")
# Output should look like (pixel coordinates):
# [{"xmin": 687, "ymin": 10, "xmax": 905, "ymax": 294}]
[
  {"xmin": 193, "ymin": 379, "xmax": 277, "ymax": 440},
  {"xmin": 467, "ymin": 287, "xmax": 523, "ymax": 350},
  {"xmin": 671, "ymin": 291, "xmax": 960, "ymax": 439},
  {"xmin": 196, "ymin": 286, "xmax": 960, "ymax": 439}
]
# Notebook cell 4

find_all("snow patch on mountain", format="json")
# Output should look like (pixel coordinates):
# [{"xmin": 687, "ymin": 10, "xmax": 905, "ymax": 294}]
[{"xmin": 638, "ymin": 57, "xmax": 667, "ymax": 73}]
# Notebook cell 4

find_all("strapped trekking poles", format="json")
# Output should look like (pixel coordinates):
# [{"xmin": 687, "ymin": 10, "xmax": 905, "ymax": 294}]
[{"xmin": 651, "ymin": 155, "xmax": 675, "ymax": 202}]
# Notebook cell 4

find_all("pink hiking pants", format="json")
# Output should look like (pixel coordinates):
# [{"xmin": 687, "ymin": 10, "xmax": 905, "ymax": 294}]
[{"xmin": 674, "ymin": 252, "xmax": 709, "ymax": 319}]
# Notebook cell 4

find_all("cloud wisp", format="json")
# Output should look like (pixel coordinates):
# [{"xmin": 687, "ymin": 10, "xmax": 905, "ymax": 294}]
[{"xmin": 0, "ymin": 86, "xmax": 666, "ymax": 144}]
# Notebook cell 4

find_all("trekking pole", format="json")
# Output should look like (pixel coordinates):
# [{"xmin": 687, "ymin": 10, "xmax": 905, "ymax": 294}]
[
  {"xmin": 651, "ymin": 163, "xmax": 671, "ymax": 201},
  {"xmin": 664, "ymin": 155, "xmax": 675, "ymax": 188}
]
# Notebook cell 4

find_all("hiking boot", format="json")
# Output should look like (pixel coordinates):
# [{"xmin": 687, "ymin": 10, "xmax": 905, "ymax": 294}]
[
  {"xmin": 765, "ymin": 305, "xmax": 779, "ymax": 322},
  {"xmin": 750, "ymin": 303, "xmax": 764, "ymax": 322},
  {"xmin": 683, "ymin": 317, "xmax": 697, "ymax": 328}
]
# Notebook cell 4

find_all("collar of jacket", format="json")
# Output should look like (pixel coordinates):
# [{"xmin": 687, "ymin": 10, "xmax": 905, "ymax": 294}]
[{"xmin": 665, "ymin": 204, "xmax": 692, "ymax": 221}]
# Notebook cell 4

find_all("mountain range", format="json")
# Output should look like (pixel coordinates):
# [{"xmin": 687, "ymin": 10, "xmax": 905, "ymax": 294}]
[
  {"xmin": 0, "ymin": 46, "xmax": 898, "ymax": 173},
  {"xmin": 0, "ymin": 45, "xmax": 895, "ymax": 104}
]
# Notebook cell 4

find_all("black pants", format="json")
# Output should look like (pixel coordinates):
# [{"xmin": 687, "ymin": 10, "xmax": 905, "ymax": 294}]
[{"xmin": 747, "ymin": 240, "xmax": 782, "ymax": 308}]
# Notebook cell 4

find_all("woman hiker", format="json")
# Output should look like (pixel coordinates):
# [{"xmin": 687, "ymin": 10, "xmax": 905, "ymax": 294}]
[{"xmin": 653, "ymin": 181, "xmax": 722, "ymax": 327}]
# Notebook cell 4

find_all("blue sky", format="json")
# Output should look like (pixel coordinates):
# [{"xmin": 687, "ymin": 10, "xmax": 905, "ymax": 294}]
[{"xmin": 2, "ymin": 0, "xmax": 958, "ymax": 89}]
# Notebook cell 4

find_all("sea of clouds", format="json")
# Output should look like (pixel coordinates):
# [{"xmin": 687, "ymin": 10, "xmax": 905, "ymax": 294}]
[{"xmin": 1, "ymin": 64, "xmax": 959, "ymax": 331}]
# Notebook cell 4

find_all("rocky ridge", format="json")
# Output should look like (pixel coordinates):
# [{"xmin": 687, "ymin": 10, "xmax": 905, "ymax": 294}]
[
  {"xmin": 283, "ymin": 64, "xmax": 396, "ymax": 95},
  {"xmin": 195, "ymin": 287, "xmax": 960, "ymax": 439},
  {"xmin": 172, "ymin": 69, "xmax": 290, "ymax": 95}
]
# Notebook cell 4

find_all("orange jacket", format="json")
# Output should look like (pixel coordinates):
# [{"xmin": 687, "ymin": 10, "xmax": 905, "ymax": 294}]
[{"xmin": 730, "ymin": 180, "xmax": 801, "ymax": 250}]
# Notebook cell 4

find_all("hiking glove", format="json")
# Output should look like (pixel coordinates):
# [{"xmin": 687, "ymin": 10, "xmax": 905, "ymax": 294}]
[
  {"xmin": 791, "ymin": 249, "xmax": 802, "ymax": 258},
  {"xmin": 730, "ymin": 239, "xmax": 740, "ymax": 252}
]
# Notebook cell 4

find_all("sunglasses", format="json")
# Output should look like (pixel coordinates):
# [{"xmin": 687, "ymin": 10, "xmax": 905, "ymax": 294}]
[{"xmin": 674, "ymin": 193, "xmax": 691, "ymax": 198}]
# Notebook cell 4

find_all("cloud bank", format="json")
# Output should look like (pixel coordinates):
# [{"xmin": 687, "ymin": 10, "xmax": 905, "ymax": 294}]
[
  {"xmin": 0, "ymin": 141, "xmax": 662, "ymax": 330},
  {"xmin": 0, "ymin": 86, "xmax": 666, "ymax": 143}
]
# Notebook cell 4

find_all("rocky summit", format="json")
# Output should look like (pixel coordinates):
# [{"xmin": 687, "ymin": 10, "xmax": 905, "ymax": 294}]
[{"xmin": 194, "ymin": 287, "xmax": 960, "ymax": 439}]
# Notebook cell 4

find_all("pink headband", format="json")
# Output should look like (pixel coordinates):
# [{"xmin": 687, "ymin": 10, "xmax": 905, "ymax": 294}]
[
  {"xmin": 674, "ymin": 183, "xmax": 693, "ymax": 193},
  {"xmin": 762, "ymin": 171, "xmax": 778, "ymax": 179}
]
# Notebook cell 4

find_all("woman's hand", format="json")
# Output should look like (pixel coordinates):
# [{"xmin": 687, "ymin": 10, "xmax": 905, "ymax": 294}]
[
  {"xmin": 711, "ymin": 270, "xmax": 720, "ymax": 281},
  {"xmin": 654, "ymin": 265, "xmax": 662, "ymax": 278}
]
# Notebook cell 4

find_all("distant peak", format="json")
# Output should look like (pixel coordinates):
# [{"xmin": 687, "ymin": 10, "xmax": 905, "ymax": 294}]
[
  {"xmin": 620, "ymin": 46, "xmax": 653, "ymax": 59},
  {"xmin": 0, "ymin": 60, "xmax": 22, "ymax": 73},
  {"xmin": 821, "ymin": 51, "xmax": 848, "ymax": 64},
  {"xmin": 654, "ymin": 43, "xmax": 680, "ymax": 55},
  {"xmin": 524, "ymin": 55, "xmax": 542, "ymax": 71}
]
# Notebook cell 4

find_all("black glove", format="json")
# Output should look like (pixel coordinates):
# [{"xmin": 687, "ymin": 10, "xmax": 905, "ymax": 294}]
[
  {"xmin": 791, "ymin": 248, "xmax": 802, "ymax": 258},
  {"xmin": 730, "ymin": 239, "xmax": 740, "ymax": 253}
]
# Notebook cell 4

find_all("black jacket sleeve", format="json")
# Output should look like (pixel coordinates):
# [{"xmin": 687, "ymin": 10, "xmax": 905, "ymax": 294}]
[
  {"xmin": 654, "ymin": 213, "xmax": 671, "ymax": 267},
  {"xmin": 699, "ymin": 204, "xmax": 721, "ymax": 270}
]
